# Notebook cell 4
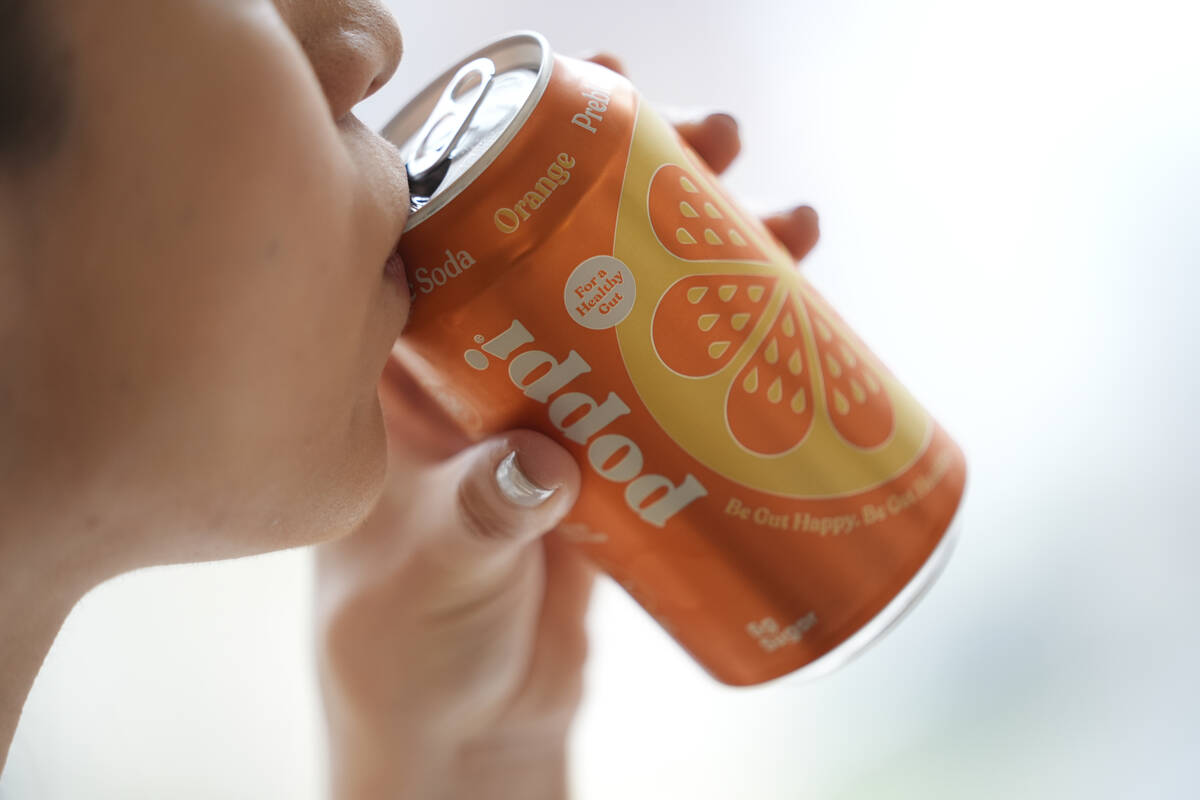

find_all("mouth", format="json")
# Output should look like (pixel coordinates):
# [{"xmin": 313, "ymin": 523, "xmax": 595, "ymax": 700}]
[
  {"xmin": 384, "ymin": 242, "xmax": 404, "ymax": 277},
  {"xmin": 383, "ymin": 240, "xmax": 411, "ymax": 294},
  {"xmin": 380, "ymin": 239, "xmax": 415, "ymax": 341}
]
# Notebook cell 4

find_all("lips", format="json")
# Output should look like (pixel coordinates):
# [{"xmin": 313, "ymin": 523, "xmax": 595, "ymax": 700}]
[{"xmin": 384, "ymin": 243, "xmax": 406, "ymax": 283}]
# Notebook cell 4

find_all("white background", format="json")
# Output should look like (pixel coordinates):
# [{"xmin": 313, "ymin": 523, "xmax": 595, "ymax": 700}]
[{"xmin": 4, "ymin": 0, "xmax": 1199, "ymax": 797}]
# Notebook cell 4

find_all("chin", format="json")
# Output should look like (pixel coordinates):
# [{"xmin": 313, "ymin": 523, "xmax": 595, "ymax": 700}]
[
  {"xmin": 216, "ymin": 400, "xmax": 391, "ymax": 561},
  {"xmin": 301, "ymin": 399, "xmax": 391, "ymax": 547}
]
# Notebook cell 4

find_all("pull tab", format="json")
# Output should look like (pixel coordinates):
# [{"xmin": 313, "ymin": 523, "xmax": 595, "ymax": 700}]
[{"xmin": 406, "ymin": 58, "xmax": 497, "ymax": 198}]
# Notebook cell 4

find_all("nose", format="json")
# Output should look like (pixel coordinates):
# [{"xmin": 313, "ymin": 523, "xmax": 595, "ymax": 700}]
[{"xmin": 287, "ymin": 0, "xmax": 403, "ymax": 120}]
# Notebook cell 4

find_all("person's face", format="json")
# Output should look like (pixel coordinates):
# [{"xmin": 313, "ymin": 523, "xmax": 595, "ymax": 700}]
[{"xmin": 8, "ymin": 0, "xmax": 411, "ymax": 564}]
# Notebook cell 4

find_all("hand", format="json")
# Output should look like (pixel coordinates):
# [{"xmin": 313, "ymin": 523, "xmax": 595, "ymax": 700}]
[
  {"xmin": 314, "ymin": 53, "xmax": 820, "ymax": 800},
  {"xmin": 585, "ymin": 53, "xmax": 821, "ymax": 263}
]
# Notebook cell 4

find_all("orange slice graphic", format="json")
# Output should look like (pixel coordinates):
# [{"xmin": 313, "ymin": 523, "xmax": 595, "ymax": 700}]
[
  {"xmin": 648, "ymin": 164, "xmax": 765, "ymax": 262},
  {"xmin": 800, "ymin": 293, "xmax": 894, "ymax": 449},
  {"xmin": 652, "ymin": 274, "xmax": 778, "ymax": 378},
  {"xmin": 726, "ymin": 295, "xmax": 816, "ymax": 455},
  {"xmin": 614, "ymin": 105, "xmax": 927, "ymax": 496}
]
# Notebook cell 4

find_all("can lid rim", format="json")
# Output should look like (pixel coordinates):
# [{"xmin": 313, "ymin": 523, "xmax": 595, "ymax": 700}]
[{"xmin": 383, "ymin": 31, "xmax": 554, "ymax": 232}]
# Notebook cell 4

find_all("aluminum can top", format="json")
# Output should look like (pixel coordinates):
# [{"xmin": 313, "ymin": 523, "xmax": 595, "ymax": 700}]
[{"xmin": 382, "ymin": 32, "xmax": 553, "ymax": 229}]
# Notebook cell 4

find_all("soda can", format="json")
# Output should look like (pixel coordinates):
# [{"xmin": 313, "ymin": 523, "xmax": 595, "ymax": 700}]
[{"xmin": 382, "ymin": 32, "xmax": 966, "ymax": 686}]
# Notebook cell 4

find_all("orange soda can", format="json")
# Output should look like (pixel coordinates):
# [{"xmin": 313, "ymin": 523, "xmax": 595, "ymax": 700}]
[{"xmin": 383, "ymin": 32, "xmax": 966, "ymax": 686}]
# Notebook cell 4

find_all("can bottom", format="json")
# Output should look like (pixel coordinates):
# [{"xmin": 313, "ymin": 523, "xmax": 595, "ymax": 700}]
[{"xmin": 767, "ymin": 515, "xmax": 962, "ymax": 687}]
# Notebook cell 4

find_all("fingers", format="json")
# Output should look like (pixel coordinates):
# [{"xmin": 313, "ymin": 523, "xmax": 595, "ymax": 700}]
[
  {"xmin": 584, "ymin": 52, "xmax": 627, "ymax": 76},
  {"xmin": 537, "ymin": 532, "xmax": 598, "ymax": 647},
  {"xmin": 504, "ymin": 533, "xmax": 597, "ymax": 719},
  {"xmin": 673, "ymin": 113, "xmax": 741, "ymax": 175},
  {"xmin": 584, "ymin": 52, "xmax": 742, "ymax": 176},
  {"xmin": 378, "ymin": 346, "xmax": 472, "ymax": 462},
  {"xmin": 446, "ymin": 430, "xmax": 581, "ymax": 553},
  {"xmin": 764, "ymin": 205, "xmax": 821, "ymax": 263}
]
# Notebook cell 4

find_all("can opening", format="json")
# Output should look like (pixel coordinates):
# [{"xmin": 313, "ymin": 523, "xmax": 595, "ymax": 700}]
[
  {"xmin": 383, "ymin": 33, "xmax": 551, "ymax": 230},
  {"xmin": 408, "ymin": 160, "xmax": 450, "ymax": 211},
  {"xmin": 405, "ymin": 57, "xmax": 497, "ymax": 202}
]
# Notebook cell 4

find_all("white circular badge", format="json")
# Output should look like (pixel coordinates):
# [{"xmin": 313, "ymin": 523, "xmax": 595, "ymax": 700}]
[{"xmin": 563, "ymin": 255, "xmax": 636, "ymax": 331}]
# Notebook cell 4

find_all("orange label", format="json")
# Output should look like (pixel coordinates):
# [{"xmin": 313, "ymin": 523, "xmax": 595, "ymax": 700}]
[{"xmin": 397, "ymin": 56, "xmax": 966, "ymax": 685}]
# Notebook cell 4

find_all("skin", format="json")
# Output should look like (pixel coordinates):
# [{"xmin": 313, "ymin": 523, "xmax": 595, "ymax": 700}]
[
  {"xmin": 0, "ymin": 0, "xmax": 410, "ymax": 767},
  {"xmin": 315, "ymin": 88, "xmax": 821, "ymax": 796},
  {"xmin": 0, "ymin": 2, "xmax": 819, "ymax": 794}
]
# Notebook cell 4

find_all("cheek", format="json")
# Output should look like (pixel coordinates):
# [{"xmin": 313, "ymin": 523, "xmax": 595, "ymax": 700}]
[{"xmin": 29, "ymin": 3, "xmax": 390, "ymax": 544}]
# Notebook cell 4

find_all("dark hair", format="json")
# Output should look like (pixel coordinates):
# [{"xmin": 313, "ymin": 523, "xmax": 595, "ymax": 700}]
[{"xmin": 0, "ymin": 0, "xmax": 70, "ymax": 170}]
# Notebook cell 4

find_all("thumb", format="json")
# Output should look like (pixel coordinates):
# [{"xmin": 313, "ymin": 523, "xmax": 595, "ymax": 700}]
[{"xmin": 443, "ymin": 430, "xmax": 581, "ymax": 552}]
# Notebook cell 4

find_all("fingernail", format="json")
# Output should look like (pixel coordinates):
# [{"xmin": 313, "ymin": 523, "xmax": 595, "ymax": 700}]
[
  {"xmin": 706, "ymin": 112, "xmax": 739, "ymax": 131},
  {"xmin": 495, "ymin": 451, "xmax": 557, "ymax": 508}
]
